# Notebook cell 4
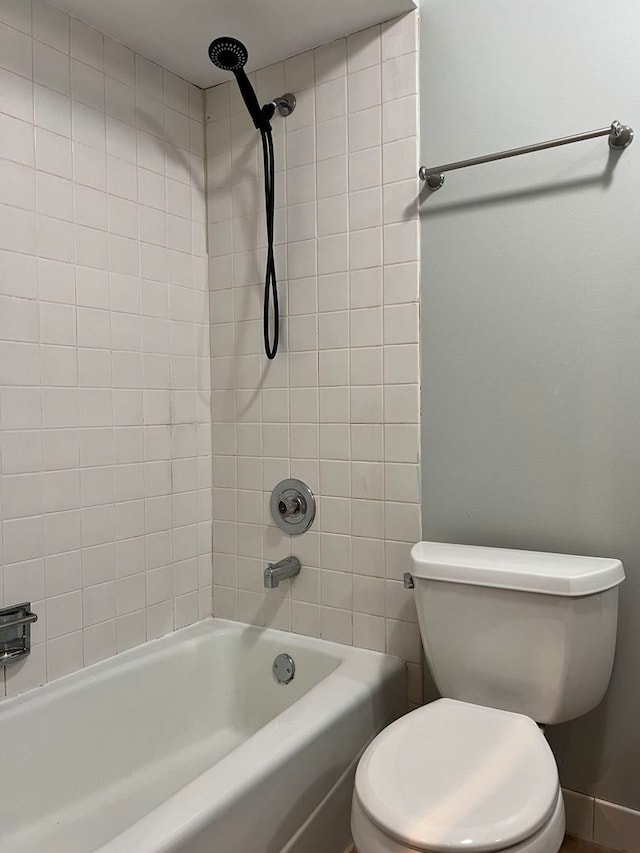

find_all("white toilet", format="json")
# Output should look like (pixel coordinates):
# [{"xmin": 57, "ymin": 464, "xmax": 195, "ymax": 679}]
[{"xmin": 352, "ymin": 542, "xmax": 625, "ymax": 853}]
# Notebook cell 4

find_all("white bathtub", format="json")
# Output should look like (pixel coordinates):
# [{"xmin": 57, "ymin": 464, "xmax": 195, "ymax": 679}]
[{"xmin": 0, "ymin": 618, "xmax": 406, "ymax": 853}]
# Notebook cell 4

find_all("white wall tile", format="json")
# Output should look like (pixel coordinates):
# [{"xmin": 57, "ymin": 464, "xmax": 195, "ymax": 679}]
[
  {"xmin": 0, "ymin": 0, "xmax": 211, "ymax": 698},
  {"xmin": 349, "ymin": 105, "xmax": 381, "ymax": 153},
  {"xmin": 33, "ymin": 0, "xmax": 69, "ymax": 53},
  {"xmin": 36, "ymin": 172, "xmax": 72, "ymax": 220},
  {"xmin": 317, "ymin": 156, "xmax": 347, "ymax": 199},
  {"xmin": 321, "ymin": 605, "xmax": 352, "ymax": 644},
  {"xmin": 0, "ymin": 21, "xmax": 32, "ymax": 80},
  {"xmin": 352, "ymin": 532, "xmax": 384, "ymax": 568},
  {"xmin": 562, "ymin": 789, "xmax": 594, "ymax": 840},
  {"xmin": 104, "ymin": 37, "xmax": 134, "ymax": 87},
  {"xmin": 382, "ymin": 53, "xmax": 418, "ymax": 103},
  {"xmin": 318, "ymin": 234, "xmax": 348, "ymax": 275},
  {"xmin": 349, "ymin": 146, "xmax": 381, "ymax": 192},
  {"xmin": 284, "ymin": 50, "xmax": 314, "ymax": 93},
  {"xmin": 594, "ymin": 798, "xmax": 640, "ymax": 850},
  {"xmin": 382, "ymin": 14, "xmax": 418, "ymax": 61},
  {"xmin": 384, "ymin": 220, "xmax": 419, "ymax": 265},
  {"xmin": 47, "ymin": 630, "xmax": 83, "ymax": 680},
  {"xmin": 384, "ymin": 384, "xmax": 419, "ymax": 424},
  {"xmin": 315, "ymin": 39, "xmax": 347, "ymax": 85},
  {"xmin": 316, "ymin": 77, "xmax": 347, "ymax": 122},
  {"xmin": 349, "ymin": 187, "xmax": 382, "ymax": 232},
  {"xmin": 70, "ymin": 19, "xmax": 103, "ymax": 71},
  {"xmin": 316, "ymin": 116, "xmax": 347, "ymax": 161},
  {"xmin": 0, "ymin": 0, "xmax": 32, "ymax": 35},
  {"xmin": 347, "ymin": 26, "xmax": 381, "ymax": 74},
  {"xmin": 0, "ymin": 8, "xmax": 409, "ymax": 694},
  {"xmin": 317, "ymin": 195, "xmax": 348, "ymax": 237},
  {"xmin": 0, "ymin": 114, "xmax": 34, "ymax": 167},
  {"xmin": 383, "ymin": 95, "xmax": 417, "ymax": 143},
  {"xmin": 385, "ymin": 424, "xmax": 419, "ymax": 464},
  {"xmin": 350, "ymin": 267, "xmax": 382, "ymax": 309},
  {"xmin": 0, "ymin": 67, "xmax": 33, "ymax": 123},
  {"xmin": 33, "ymin": 41, "xmax": 69, "ymax": 95},
  {"xmin": 348, "ymin": 65, "xmax": 381, "ymax": 114},
  {"xmin": 34, "ymin": 83, "xmax": 70, "ymax": 137},
  {"xmin": 350, "ymin": 227, "xmax": 382, "ymax": 270}
]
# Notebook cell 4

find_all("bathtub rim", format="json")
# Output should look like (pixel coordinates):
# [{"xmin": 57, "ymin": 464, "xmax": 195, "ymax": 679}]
[{"xmin": 0, "ymin": 617, "xmax": 402, "ymax": 715}]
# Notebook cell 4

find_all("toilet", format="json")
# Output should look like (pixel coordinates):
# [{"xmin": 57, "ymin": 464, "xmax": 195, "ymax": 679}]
[{"xmin": 352, "ymin": 542, "xmax": 625, "ymax": 853}]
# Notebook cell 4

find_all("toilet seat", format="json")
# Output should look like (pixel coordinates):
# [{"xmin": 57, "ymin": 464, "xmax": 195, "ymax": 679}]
[
  {"xmin": 352, "ymin": 790, "xmax": 565, "ymax": 853},
  {"xmin": 353, "ymin": 699, "xmax": 562, "ymax": 853}
]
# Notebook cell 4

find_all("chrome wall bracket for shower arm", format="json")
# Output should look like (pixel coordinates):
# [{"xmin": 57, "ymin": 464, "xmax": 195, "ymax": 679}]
[
  {"xmin": 420, "ymin": 120, "xmax": 634, "ymax": 191},
  {"xmin": 271, "ymin": 94, "xmax": 296, "ymax": 117}
]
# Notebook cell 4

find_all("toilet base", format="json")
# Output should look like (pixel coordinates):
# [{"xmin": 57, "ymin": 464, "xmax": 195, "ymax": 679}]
[{"xmin": 352, "ymin": 788, "xmax": 565, "ymax": 853}]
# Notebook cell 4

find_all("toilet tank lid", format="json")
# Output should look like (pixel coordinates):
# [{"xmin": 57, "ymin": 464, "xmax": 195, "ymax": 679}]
[{"xmin": 411, "ymin": 542, "xmax": 625, "ymax": 596}]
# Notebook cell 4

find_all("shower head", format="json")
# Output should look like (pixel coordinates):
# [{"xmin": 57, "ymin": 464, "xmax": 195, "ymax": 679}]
[
  {"xmin": 208, "ymin": 37, "xmax": 248, "ymax": 72},
  {"xmin": 207, "ymin": 36, "xmax": 271, "ymax": 131}
]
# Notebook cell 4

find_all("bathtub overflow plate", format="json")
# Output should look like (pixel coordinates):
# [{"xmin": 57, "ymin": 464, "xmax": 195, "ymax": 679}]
[{"xmin": 273, "ymin": 653, "xmax": 295, "ymax": 684}]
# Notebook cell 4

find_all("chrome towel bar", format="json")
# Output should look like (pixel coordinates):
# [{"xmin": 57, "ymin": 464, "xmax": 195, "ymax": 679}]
[{"xmin": 419, "ymin": 120, "xmax": 634, "ymax": 191}]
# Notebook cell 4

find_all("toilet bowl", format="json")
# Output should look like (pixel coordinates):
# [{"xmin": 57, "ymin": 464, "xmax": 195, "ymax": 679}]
[{"xmin": 352, "ymin": 699, "xmax": 565, "ymax": 853}]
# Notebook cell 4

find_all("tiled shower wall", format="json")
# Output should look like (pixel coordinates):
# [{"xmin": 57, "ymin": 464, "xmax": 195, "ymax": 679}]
[
  {"xmin": 0, "ymin": 0, "xmax": 211, "ymax": 697},
  {"xmin": 205, "ymin": 13, "xmax": 423, "ymax": 701}
]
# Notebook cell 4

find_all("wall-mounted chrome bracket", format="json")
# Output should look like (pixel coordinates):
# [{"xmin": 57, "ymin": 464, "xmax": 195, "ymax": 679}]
[
  {"xmin": 608, "ymin": 121, "xmax": 634, "ymax": 150},
  {"xmin": 271, "ymin": 94, "xmax": 296, "ymax": 117},
  {"xmin": 270, "ymin": 478, "xmax": 316, "ymax": 535},
  {"xmin": 403, "ymin": 573, "xmax": 415, "ymax": 589},
  {"xmin": 0, "ymin": 603, "xmax": 38, "ymax": 665},
  {"xmin": 419, "ymin": 169, "xmax": 446, "ymax": 191}
]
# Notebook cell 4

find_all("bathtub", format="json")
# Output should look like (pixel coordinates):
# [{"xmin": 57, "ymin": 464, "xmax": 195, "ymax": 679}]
[{"xmin": 0, "ymin": 618, "xmax": 406, "ymax": 853}]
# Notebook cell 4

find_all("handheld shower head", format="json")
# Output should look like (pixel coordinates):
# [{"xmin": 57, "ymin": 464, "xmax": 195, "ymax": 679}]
[
  {"xmin": 207, "ymin": 36, "xmax": 270, "ymax": 131},
  {"xmin": 207, "ymin": 36, "xmax": 287, "ymax": 359},
  {"xmin": 208, "ymin": 37, "xmax": 248, "ymax": 72}
]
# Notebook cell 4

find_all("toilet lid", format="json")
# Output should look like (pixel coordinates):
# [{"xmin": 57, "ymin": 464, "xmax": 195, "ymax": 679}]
[{"xmin": 355, "ymin": 699, "xmax": 559, "ymax": 853}]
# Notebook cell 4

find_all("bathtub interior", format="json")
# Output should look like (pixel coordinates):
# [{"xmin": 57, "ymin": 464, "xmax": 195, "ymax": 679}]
[{"xmin": 0, "ymin": 622, "xmax": 341, "ymax": 852}]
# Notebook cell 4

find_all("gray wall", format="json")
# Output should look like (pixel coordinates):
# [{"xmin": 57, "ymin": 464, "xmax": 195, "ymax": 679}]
[{"xmin": 419, "ymin": 0, "xmax": 640, "ymax": 810}]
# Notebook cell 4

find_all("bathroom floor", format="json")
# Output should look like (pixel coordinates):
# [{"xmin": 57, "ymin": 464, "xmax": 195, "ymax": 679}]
[{"xmin": 561, "ymin": 838, "xmax": 624, "ymax": 853}]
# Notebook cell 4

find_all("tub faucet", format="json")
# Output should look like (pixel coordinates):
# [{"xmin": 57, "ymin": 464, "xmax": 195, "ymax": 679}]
[{"xmin": 264, "ymin": 556, "xmax": 301, "ymax": 589}]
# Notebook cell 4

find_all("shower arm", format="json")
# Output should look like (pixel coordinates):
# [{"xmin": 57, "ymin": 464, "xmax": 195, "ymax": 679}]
[
  {"xmin": 270, "ymin": 94, "xmax": 297, "ymax": 117},
  {"xmin": 233, "ymin": 76, "xmax": 296, "ymax": 132}
]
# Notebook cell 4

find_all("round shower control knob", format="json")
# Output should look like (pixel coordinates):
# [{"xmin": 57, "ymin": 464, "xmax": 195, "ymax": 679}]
[
  {"xmin": 278, "ymin": 496, "xmax": 305, "ymax": 519},
  {"xmin": 270, "ymin": 479, "xmax": 315, "ymax": 535}
]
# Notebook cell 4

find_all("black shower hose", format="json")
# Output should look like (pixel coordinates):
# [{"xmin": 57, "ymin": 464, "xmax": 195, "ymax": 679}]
[{"xmin": 260, "ymin": 127, "xmax": 278, "ymax": 359}]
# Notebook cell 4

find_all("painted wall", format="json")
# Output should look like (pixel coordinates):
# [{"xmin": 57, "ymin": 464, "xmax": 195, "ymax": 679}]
[
  {"xmin": 205, "ymin": 13, "xmax": 423, "ymax": 702},
  {"xmin": 0, "ymin": 0, "xmax": 212, "ymax": 697},
  {"xmin": 419, "ymin": 0, "xmax": 640, "ymax": 810}
]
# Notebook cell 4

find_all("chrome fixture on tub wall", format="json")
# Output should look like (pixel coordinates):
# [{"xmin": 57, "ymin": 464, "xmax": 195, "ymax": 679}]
[
  {"xmin": 270, "ymin": 479, "xmax": 316, "ymax": 535},
  {"xmin": 0, "ymin": 603, "xmax": 38, "ymax": 665},
  {"xmin": 264, "ymin": 556, "xmax": 302, "ymax": 589}
]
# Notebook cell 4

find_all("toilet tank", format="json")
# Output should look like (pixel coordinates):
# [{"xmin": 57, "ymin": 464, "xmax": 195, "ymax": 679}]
[{"xmin": 411, "ymin": 542, "xmax": 625, "ymax": 724}]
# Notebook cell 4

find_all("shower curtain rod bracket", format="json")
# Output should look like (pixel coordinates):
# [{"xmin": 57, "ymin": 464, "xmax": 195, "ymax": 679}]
[{"xmin": 420, "ymin": 120, "xmax": 634, "ymax": 191}]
